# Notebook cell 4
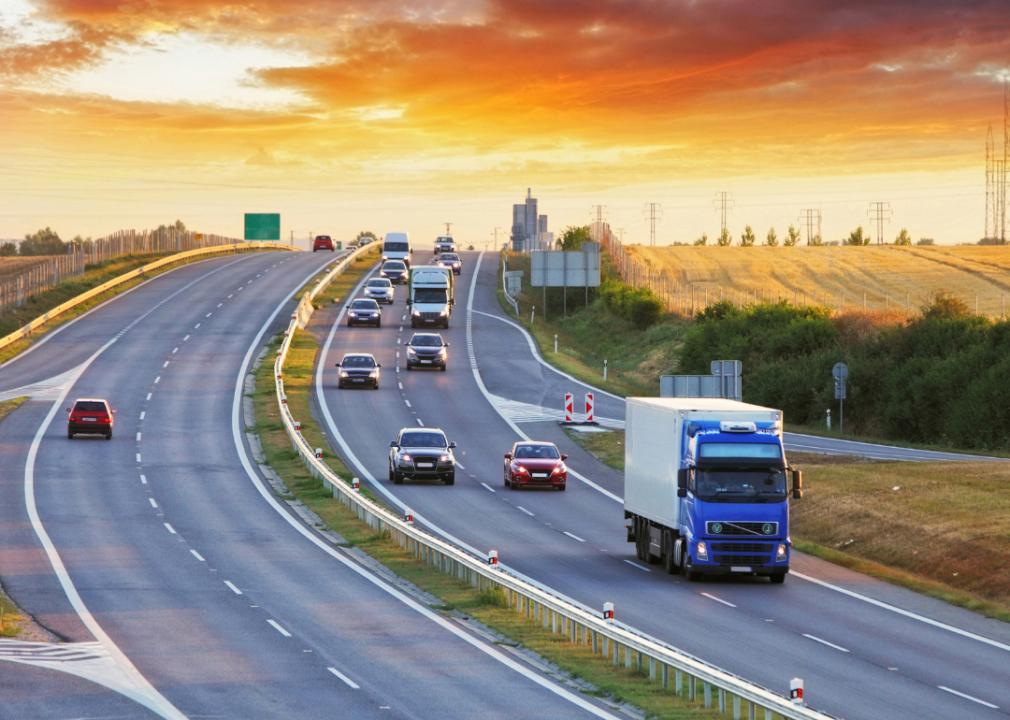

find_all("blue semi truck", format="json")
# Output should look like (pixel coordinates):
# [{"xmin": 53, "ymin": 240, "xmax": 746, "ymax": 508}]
[{"xmin": 623, "ymin": 398, "xmax": 802, "ymax": 583}]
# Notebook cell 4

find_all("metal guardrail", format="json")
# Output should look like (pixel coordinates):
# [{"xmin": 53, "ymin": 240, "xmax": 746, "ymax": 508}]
[
  {"xmin": 0, "ymin": 241, "xmax": 295, "ymax": 356},
  {"xmin": 273, "ymin": 246, "xmax": 833, "ymax": 720},
  {"xmin": 501, "ymin": 250, "xmax": 520, "ymax": 316}
]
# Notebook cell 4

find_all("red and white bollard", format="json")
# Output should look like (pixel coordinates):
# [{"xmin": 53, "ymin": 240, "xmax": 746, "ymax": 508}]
[
  {"xmin": 352, "ymin": 477, "xmax": 360, "ymax": 491},
  {"xmin": 565, "ymin": 393, "xmax": 573, "ymax": 422},
  {"xmin": 789, "ymin": 678, "xmax": 804, "ymax": 706},
  {"xmin": 603, "ymin": 602, "xmax": 614, "ymax": 621},
  {"xmin": 488, "ymin": 550, "xmax": 498, "ymax": 566},
  {"xmin": 585, "ymin": 392, "xmax": 594, "ymax": 423},
  {"xmin": 403, "ymin": 508, "xmax": 414, "ymax": 524},
  {"xmin": 315, "ymin": 447, "xmax": 323, "ymax": 459}
]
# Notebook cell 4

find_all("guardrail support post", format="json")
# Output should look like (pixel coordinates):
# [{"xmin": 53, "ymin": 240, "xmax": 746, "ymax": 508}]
[
  {"xmin": 649, "ymin": 657, "xmax": 656, "ymax": 682},
  {"xmin": 704, "ymin": 682, "xmax": 712, "ymax": 708},
  {"xmin": 661, "ymin": 663, "xmax": 669, "ymax": 689},
  {"xmin": 613, "ymin": 642, "xmax": 619, "ymax": 666},
  {"xmin": 718, "ymin": 688, "xmax": 726, "ymax": 713},
  {"xmin": 733, "ymin": 694, "xmax": 741, "ymax": 719},
  {"xmin": 689, "ymin": 675, "xmax": 696, "ymax": 701},
  {"xmin": 764, "ymin": 709, "xmax": 772, "ymax": 720},
  {"xmin": 551, "ymin": 610, "xmax": 557, "ymax": 634},
  {"xmin": 591, "ymin": 631, "xmax": 598, "ymax": 654},
  {"xmin": 625, "ymin": 647, "xmax": 632, "ymax": 670}
]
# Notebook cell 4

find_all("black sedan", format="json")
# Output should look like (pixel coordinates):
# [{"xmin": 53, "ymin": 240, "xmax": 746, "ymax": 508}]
[
  {"xmin": 405, "ymin": 333, "xmax": 449, "ymax": 371},
  {"xmin": 389, "ymin": 428, "xmax": 457, "ymax": 485},
  {"xmin": 336, "ymin": 353, "xmax": 381, "ymax": 389},
  {"xmin": 347, "ymin": 298, "xmax": 382, "ymax": 327},
  {"xmin": 381, "ymin": 260, "xmax": 409, "ymax": 284}
]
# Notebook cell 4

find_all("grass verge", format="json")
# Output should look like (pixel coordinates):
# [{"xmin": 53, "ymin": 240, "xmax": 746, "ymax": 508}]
[
  {"xmin": 251, "ymin": 312, "xmax": 728, "ymax": 718},
  {"xmin": 783, "ymin": 423, "xmax": 1010, "ymax": 459},
  {"xmin": 0, "ymin": 397, "xmax": 33, "ymax": 638},
  {"xmin": 563, "ymin": 427, "xmax": 625, "ymax": 472},
  {"xmin": 0, "ymin": 248, "xmax": 283, "ymax": 364}
]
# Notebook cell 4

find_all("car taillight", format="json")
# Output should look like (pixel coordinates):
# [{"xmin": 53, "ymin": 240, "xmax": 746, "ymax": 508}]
[{"xmin": 101, "ymin": 416, "xmax": 111, "ymax": 423}]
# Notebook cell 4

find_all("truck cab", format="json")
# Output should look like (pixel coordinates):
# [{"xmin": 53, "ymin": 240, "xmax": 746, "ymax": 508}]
[{"xmin": 623, "ymin": 398, "xmax": 801, "ymax": 584}]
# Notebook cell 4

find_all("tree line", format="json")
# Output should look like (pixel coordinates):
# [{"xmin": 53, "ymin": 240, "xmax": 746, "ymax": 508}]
[
  {"xmin": 2, "ymin": 221, "xmax": 187, "ymax": 257},
  {"xmin": 689, "ymin": 225, "xmax": 930, "ymax": 247}
]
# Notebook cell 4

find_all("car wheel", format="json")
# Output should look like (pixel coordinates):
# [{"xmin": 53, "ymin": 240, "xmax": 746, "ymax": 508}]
[
  {"xmin": 440, "ymin": 365, "xmax": 446, "ymax": 372},
  {"xmin": 388, "ymin": 465, "xmax": 394, "ymax": 482},
  {"xmin": 338, "ymin": 381, "xmax": 343, "ymax": 389},
  {"xmin": 770, "ymin": 572, "xmax": 787, "ymax": 584},
  {"xmin": 67, "ymin": 430, "xmax": 73, "ymax": 439},
  {"xmin": 392, "ymin": 468, "xmax": 403, "ymax": 485},
  {"xmin": 406, "ymin": 364, "xmax": 412, "ymax": 371},
  {"xmin": 105, "ymin": 431, "xmax": 112, "ymax": 440},
  {"xmin": 313, "ymin": 248, "xmax": 317, "ymax": 252},
  {"xmin": 444, "ymin": 473, "xmax": 455, "ymax": 486},
  {"xmin": 373, "ymin": 382, "xmax": 379, "ymax": 390},
  {"xmin": 557, "ymin": 484, "xmax": 566, "ymax": 491},
  {"xmin": 377, "ymin": 320, "xmax": 382, "ymax": 328},
  {"xmin": 504, "ymin": 474, "xmax": 510, "ymax": 488}
]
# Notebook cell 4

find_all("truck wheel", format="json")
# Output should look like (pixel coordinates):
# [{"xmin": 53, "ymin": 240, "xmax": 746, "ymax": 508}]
[
  {"xmin": 635, "ymin": 523, "xmax": 648, "ymax": 562},
  {"xmin": 770, "ymin": 572, "xmax": 786, "ymax": 584},
  {"xmin": 684, "ymin": 559, "xmax": 701, "ymax": 582},
  {"xmin": 664, "ymin": 538, "xmax": 678, "ymax": 575}
]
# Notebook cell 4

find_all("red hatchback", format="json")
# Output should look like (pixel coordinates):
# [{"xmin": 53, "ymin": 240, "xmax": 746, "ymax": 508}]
[
  {"xmin": 67, "ymin": 398, "xmax": 115, "ymax": 439},
  {"xmin": 504, "ymin": 441, "xmax": 568, "ymax": 491},
  {"xmin": 313, "ymin": 235, "xmax": 335, "ymax": 252}
]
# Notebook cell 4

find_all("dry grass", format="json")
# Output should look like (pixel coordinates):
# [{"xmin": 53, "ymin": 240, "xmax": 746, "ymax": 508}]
[
  {"xmin": 626, "ymin": 244, "xmax": 1010, "ymax": 316},
  {"xmin": 789, "ymin": 453, "xmax": 1010, "ymax": 621},
  {"xmin": 0, "ymin": 257, "xmax": 57, "ymax": 283}
]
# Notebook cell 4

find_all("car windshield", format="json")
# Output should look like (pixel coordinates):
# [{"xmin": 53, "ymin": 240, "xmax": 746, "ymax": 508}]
[
  {"xmin": 514, "ymin": 445, "xmax": 560, "ymax": 459},
  {"xmin": 367, "ymin": 279, "xmax": 391, "ymax": 288},
  {"xmin": 384, "ymin": 242, "xmax": 409, "ymax": 252},
  {"xmin": 694, "ymin": 468, "xmax": 787, "ymax": 503},
  {"xmin": 350, "ymin": 300, "xmax": 379, "ymax": 309},
  {"xmin": 414, "ymin": 288, "xmax": 447, "ymax": 303},
  {"xmin": 410, "ymin": 334, "xmax": 444, "ymax": 347},
  {"xmin": 440, "ymin": 254, "xmax": 459, "ymax": 261},
  {"xmin": 384, "ymin": 262, "xmax": 406, "ymax": 272},
  {"xmin": 341, "ymin": 356, "xmax": 375, "ymax": 368},
  {"xmin": 399, "ymin": 432, "xmax": 447, "ymax": 448},
  {"xmin": 74, "ymin": 401, "xmax": 106, "ymax": 413}
]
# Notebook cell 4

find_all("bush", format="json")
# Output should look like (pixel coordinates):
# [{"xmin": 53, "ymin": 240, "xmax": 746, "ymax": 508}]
[{"xmin": 599, "ymin": 279, "xmax": 664, "ymax": 328}]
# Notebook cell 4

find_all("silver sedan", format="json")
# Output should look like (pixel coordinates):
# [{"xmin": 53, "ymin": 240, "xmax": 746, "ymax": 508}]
[{"xmin": 363, "ymin": 277, "xmax": 395, "ymax": 304}]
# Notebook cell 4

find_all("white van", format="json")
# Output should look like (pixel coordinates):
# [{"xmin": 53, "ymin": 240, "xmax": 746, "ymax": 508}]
[{"xmin": 383, "ymin": 232, "xmax": 412, "ymax": 268}]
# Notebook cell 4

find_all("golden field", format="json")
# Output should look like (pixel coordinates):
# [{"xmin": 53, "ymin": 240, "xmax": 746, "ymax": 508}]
[
  {"xmin": 625, "ymin": 245, "xmax": 1010, "ymax": 316},
  {"xmin": 0, "ymin": 257, "xmax": 56, "ymax": 283}
]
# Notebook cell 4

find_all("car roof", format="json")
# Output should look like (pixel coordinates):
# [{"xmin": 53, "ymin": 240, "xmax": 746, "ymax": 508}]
[
  {"xmin": 400, "ymin": 427, "xmax": 445, "ymax": 435},
  {"xmin": 74, "ymin": 398, "xmax": 108, "ymax": 403},
  {"xmin": 409, "ymin": 333, "xmax": 443, "ymax": 340},
  {"xmin": 341, "ymin": 353, "xmax": 376, "ymax": 360},
  {"xmin": 514, "ymin": 441, "xmax": 557, "ymax": 447}
]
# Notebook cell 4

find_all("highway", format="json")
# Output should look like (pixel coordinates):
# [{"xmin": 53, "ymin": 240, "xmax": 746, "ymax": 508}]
[
  {"xmin": 316, "ymin": 249, "xmax": 1010, "ymax": 720},
  {"xmin": 0, "ymin": 249, "xmax": 619, "ymax": 720}
]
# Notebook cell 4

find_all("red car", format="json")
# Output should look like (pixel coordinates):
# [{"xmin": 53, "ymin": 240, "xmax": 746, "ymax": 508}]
[
  {"xmin": 313, "ymin": 235, "xmax": 335, "ymax": 252},
  {"xmin": 504, "ymin": 441, "xmax": 568, "ymax": 491},
  {"xmin": 67, "ymin": 398, "xmax": 115, "ymax": 439}
]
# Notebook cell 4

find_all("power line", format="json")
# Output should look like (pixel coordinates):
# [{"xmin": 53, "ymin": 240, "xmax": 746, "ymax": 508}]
[
  {"xmin": 642, "ymin": 203, "xmax": 662, "ymax": 246},
  {"xmin": 867, "ymin": 202, "xmax": 892, "ymax": 244}
]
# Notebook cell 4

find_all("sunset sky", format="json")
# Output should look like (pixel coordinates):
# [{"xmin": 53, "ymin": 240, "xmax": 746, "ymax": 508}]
[{"xmin": 0, "ymin": 0, "xmax": 1007, "ymax": 245}]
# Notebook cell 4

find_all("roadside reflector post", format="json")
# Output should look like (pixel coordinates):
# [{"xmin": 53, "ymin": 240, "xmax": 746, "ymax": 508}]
[
  {"xmin": 294, "ymin": 421, "xmax": 301, "ymax": 431},
  {"xmin": 315, "ymin": 447, "xmax": 322, "ymax": 459},
  {"xmin": 352, "ymin": 477, "xmax": 360, "ymax": 491},
  {"xmin": 585, "ymin": 392, "xmax": 594, "ymax": 423},
  {"xmin": 826, "ymin": 409, "xmax": 831, "ymax": 430},
  {"xmin": 554, "ymin": 334, "xmax": 558, "ymax": 354},
  {"xmin": 790, "ymin": 678, "xmax": 804, "ymax": 706},
  {"xmin": 565, "ymin": 393, "xmax": 573, "ymax": 422},
  {"xmin": 603, "ymin": 601, "xmax": 614, "ymax": 621},
  {"xmin": 281, "ymin": 394, "xmax": 287, "ymax": 405},
  {"xmin": 488, "ymin": 550, "xmax": 498, "ymax": 566},
  {"xmin": 404, "ymin": 508, "xmax": 414, "ymax": 524},
  {"xmin": 603, "ymin": 359, "xmax": 608, "ymax": 382}
]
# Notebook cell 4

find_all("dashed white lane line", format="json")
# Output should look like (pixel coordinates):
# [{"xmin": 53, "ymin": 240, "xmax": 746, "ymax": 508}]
[
  {"xmin": 139, "ymin": 411, "xmax": 145, "ymax": 420},
  {"xmin": 183, "ymin": 335, "xmax": 190, "ymax": 341},
  {"xmin": 172, "ymin": 348, "xmax": 178, "ymax": 354},
  {"xmin": 404, "ymin": 399, "xmax": 411, "ymax": 408},
  {"xmin": 140, "ymin": 474, "xmax": 147, "ymax": 484},
  {"xmin": 205, "ymin": 313, "xmax": 212, "ymax": 318},
  {"xmin": 417, "ymin": 419, "xmax": 424, "ymax": 426},
  {"xmin": 398, "ymin": 382, "xmax": 403, "ymax": 390},
  {"xmin": 194, "ymin": 323, "xmax": 200, "ymax": 329},
  {"xmin": 328, "ymin": 667, "xmax": 360, "ymax": 689},
  {"xmin": 162, "ymin": 361, "xmax": 169, "ymax": 368},
  {"xmin": 267, "ymin": 619, "xmax": 291, "ymax": 637},
  {"xmin": 136, "ymin": 453, "xmax": 142, "ymax": 463},
  {"xmin": 136, "ymin": 432, "xmax": 141, "ymax": 442},
  {"xmin": 227, "ymin": 294, "xmax": 233, "ymax": 299},
  {"xmin": 146, "ymin": 393, "xmax": 152, "ymax": 401},
  {"xmin": 623, "ymin": 560, "xmax": 651, "ymax": 572},
  {"xmin": 938, "ymin": 686, "xmax": 998, "ymax": 709},
  {"xmin": 454, "ymin": 460, "xmax": 465, "ymax": 470},
  {"xmin": 256, "ymin": 274, "xmax": 261, "ymax": 278},
  {"xmin": 238, "ymin": 287, "xmax": 244, "ymax": 291},
  {"xmin": 397, "ymin": 338, "xmax": 401, "ymax": 344},
  {"xmin": 164, "ymin": 523, "xmax": 176, "ymax": 535},
  {"xmin": 396, "ymin": 351, "xmax": 400, "ymax": 358},
  {"xmin": 224, "ymin": 581, "xmax": 243, "ymax": 595},
  {"xmin": 702, "ymin": 593, "xmax": 737, "ymax": 608},
  {"xmin": 481, "ymin": 483, "xmax": 496, "ymax": 493},
  {"xmin": 148, "ymin": 499, "xmax": 157, "ymax": 509},
  {"xmin": 563, "ymin": 531, "xmax": 585, "ymax": 542},
  {"xmin": 217, "ymin": 303, "xmax": 223, "ymax": 308},
  {"xmin": 517, "ymin": 506, "xmax": 534, "ymax": 516},
  {"xmin": 190, "ymin": 549, "xmax": 205, "ymax": 562},
  {"xmin": 154, "ymin": 377, "xmax": 161, "ymax": 384},
  {"xmin": 803, "ymin": 633, "xmax": 849, "ymax": 652}
]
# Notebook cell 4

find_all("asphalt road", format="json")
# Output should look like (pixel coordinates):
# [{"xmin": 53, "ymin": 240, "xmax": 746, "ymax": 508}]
[
  {"xmin": 0, "ymin": 249, "xmax": 618, "ymax": 720},
  {"xmin": 316, "ymin": 249, "xmax": 1010, "ymax": 720}
]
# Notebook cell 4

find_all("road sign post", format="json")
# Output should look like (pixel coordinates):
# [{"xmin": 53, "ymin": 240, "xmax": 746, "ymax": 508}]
[{"xmin": 832, "ymin": 363, "xmax": 848, "ymax": 435}]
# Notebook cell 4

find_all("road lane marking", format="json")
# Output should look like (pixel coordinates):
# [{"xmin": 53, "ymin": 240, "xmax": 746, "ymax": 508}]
[
  {"xmin": 190, "ymin": 550, "xmax": 205, "ymax": 562},
  {"xmin": 154, "ymin": 377, "xmax": 160, "ymax": 384},
  {"xmin": 136, "ymin": 432, "xmax": 142, "ymax": 441},
  {"xmin": 217, "ymin": 303, "xmax": 223, "ymax": 308},
  {"xmin": 194, "ymin": 323, "xmax": 200, "ymax": 329},
  {"xmin": 172, "ymin": 348, "xmax": 178, "ymax": 354},
  {"xmin": 140, "ymin": 411, "xmax": 145, "ymax": 420},
  {"xmin": 417, "ymin": 419, "xmax": 424, "ymax": 426},
  {"xmin": 702, "ymin": 593, "xmax": 736, "ymax": 608},
  {"xmin": 224, "ymin": 581, "xmax": 242, "ymax": 595},
  {"xmin": 481, "ymin": 483, "xmax": 496, "ymax": 493},
  {"xmin": 205, "ymin": 313, "xmax": 212, "ymax": 318},
  {"xmin": 228, "ymin": 294, "xmax": 233, "ymax": 299},
  {"xmin": 623, "ymin": 560, "xmax": 651, "ymax": 572},
  {"xmin": 164, "ymin": 523, "xmax": 176, "ymax": 534},
  {"xmin": 563, "ymin": 531, "xmax": 585, "ymax": 542},
  {"xmin": 938, "ymin": 686, "xmax": 998, "ymax": 709},
  {"xmin": 136, "ymin": 453, "xmax": 142, "ymax": 463},
  {"xmin": 803, "ymin": 634, "xmax": 849, "ymax": 652},
  {"xmin": 140, "ymin": 474, "xmax": 147, "ymax": 484},
  {"xmin": 149, "ymin": 499, "xmax": 157, "ymax": 508},
  {"xmin": 404, "ymin": 399, "xmax": 411, "ymax": 408},
  {"xmin": 162, "ymin": 361, "xmax": 169, "ymax": 368},
  {"xmin": 398, "ymin": 382, "xmax": 403, "ymax": 389},
  {"xmin": 328, "ymin": 667, "xmax": 360, "ymax": 689},
  {"xmin": 454, "ymin": 460, "xmax": 465, "ymax": 470},
  {"xmin": 146, "ymin": 393, "xmax": 152, "ymax": 400},
  {"xmin": 517, "ymin": 507, "xmax": 534, "ymax": 516},
  {"xmin": 792, "ymin": 571, "xmax": 1010, "ymax": 653},
  {"xmin": 267, "ymin": 619, "xmax": 291, "ymax": 636}
]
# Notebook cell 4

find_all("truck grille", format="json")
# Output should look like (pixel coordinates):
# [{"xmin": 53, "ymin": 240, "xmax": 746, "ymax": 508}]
[
  {"xmin": 711, "ymin": 543, "xmax": 772, "ymax": 553},
  {"xmin": 422, "ymin": 312, "xmax": 441, "ymax": 322},
  {"xmin": 707, "ymin": 522, "xmax": 778, "ymax": 536},
  {"xmin": 714, "ymin": 555, "xmax": 771, "ymax": 566}
]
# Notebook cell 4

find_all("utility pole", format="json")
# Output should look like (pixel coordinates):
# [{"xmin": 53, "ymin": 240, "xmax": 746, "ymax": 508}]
[
  {"xmin": 444, "ymin": 222, "xmax": 453, "ymax": 236},
  {"xmin": 1004, "ymin": 78, "xmax": 1009, "ymax": 243},
  {"xmin": 987, "ymin": 124, "xmax": 995, "ymax": 241},
  {"xmin": 590, "ymin": 205, "xmax": 607, "ymax": 243},
  {"xmin": 490, "ymin": 227, "xmax": 502, "ymax": 252},
  {"xmin": 867, "ymin": 202, "xmax": 892, "ymax": 244},
  {"xmin": 617, "ymin": 228, "xmax": 625, "ymax": 244},
  {"xmin": 798, "ymin": 210, "xmax": 821, "ymax": 245},
  {"xmin": 643, "ymin": 203, "xmax": 662, "ymax": 246},
  {"xmin": 290, "ymin": 230, "xmax": 294, "ymax": 247},
  {"xmin": 713, "ymin": 192, "xmax": 734, "ymax": 235}
]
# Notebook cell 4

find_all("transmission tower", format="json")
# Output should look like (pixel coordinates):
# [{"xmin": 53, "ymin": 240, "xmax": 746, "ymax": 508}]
[
  {"xmin": 590, "ymin": 205, "xmax": 608, "ymax": 243},
  {"xmin": 443, "ymin": 222, "xmax": 453, "ymax": 236},
  {"xmin": 798, "ymin": 209, "xmax": 822, "ymax": 245},
  {"xmin": 713, "ymin": 192, "xmax": 734, "ymax": 235},
  {"xmin": 867, "ymin": 202, "xmax": 892, "ymax": 244},
  {"xmin": 1003, "ymin": 78, "xmax": 1009, "ymax": 243},
  {"xmin": 643, "ymin": 203, "xmax": 663, "ymax": 246},
  {"xmin": 987, "ymin": 124, "xmax": 995, "ymax": 240}
]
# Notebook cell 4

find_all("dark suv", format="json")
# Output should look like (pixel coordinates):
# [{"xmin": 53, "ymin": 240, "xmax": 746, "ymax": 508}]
[
  {"xmin": 389, "ymin": 429, "xmax": 457, "ymax": 485},
  {"xmin": 313, "ymin": 235, "xmax": 335, "ymax": 252},
  {"xmin": 67, "ymin": 398, "xmax": 115, "ymax": 439},
  {"xmin": 347, "ymin": 299, "xmax": 382, "ymax": 327},
  {"xmin": 381, "ymin": 260, "xmax": 409, "ymax": 284},
  {"xmin": 405, "ymin": 333, "xmax": 449, "ymax": 371},
  {"xmin": 336, "ymin": 353, "xmax": 381, "ymax": 389}
]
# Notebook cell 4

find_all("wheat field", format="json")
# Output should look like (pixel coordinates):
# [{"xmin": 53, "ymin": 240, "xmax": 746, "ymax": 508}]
[
  {"xmin": 0, "ymin": 257, "xmax": 56, "ymax": 283},
  {"xmin": 625, "ymin": 244, "xmax": 1010, "ymax": 315}
]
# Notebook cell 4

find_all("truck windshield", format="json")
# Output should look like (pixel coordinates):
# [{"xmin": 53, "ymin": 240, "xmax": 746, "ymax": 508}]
[
  {"xmin": 385, "ymin": 242, "xmax": 409, "ymax": 252},
  {"xmin": 414, "ymin": 288, "xmax": 447, "ymax": 303},
  {"xmin": 695, "ymin": 468, "xmax": 787, "ymax": 503}
]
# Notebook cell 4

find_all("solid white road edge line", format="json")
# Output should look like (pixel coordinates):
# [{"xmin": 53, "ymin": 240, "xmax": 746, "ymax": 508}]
[
  {"xmin": 937, "ymin": 685, "xmax": 999, "ymax": 709},
  {"xmin": 563, "ymin": 531, "xmax": 585, "ymax": 543},
  {"xmin": 260, "ymin": 263, "xmax": 621, "ymax": 719},
  {"xmin": 802, "ymin": 634, "xmax": 849, "ymax": 653},
  {"xmin": 19, "ymin": 257, "xmax": 253, "ymax": 719},
  {"xmin": 623, "ymin": 560, "xmax": 651, "ymax": 572},
  {"xmin": 267, "ymin": 619, "xmax": 291, "ymax": 637},
  {"xmin": 190, "ymin": 550, "xmax": 205, "ymax": 562},
  {"xmin": 224, "ymin": 581, "xmax": 243, "ymax": 595},
  {"xmin": 328, "ymin": 667, "xmax": 361, "ymax": 689}
]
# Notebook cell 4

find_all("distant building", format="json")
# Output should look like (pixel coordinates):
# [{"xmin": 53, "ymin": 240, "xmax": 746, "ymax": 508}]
[{"xmin": 510, "ymin": 188, "xmax": 549, "ymax": 252}]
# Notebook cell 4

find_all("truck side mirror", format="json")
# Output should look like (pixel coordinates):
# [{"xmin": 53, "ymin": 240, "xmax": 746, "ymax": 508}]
[
  {"xmin": 792, "ymin": 469, "xmax": 803, "ymax": 500},
  {"xmin": 677, "ymin": 468, "xmax": 689, "ymax": 498}
]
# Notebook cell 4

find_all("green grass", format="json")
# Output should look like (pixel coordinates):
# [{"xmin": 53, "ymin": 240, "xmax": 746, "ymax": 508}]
[
  {"xmin": 564, "ymin": 428, "xmax": 625, "ymax": 472},
  {"xmin": 783, "ymin": 423, "xmax": 1010, "ymax": 459},
  {"xmin": 0, "ymin": 398, "xmax": 29, "ymax": 637}
]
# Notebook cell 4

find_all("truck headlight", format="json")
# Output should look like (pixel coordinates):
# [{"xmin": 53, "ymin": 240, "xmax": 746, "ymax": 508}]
[
  {"xmin": 439, "ymin": 308, "xmax": 448, "ymax": 315},
  {"xmin": 696, "ymin": 541, "xmax": 708, "ymax": 561},
  {"xmin": 412, "ymin": 308, "xmax": 421, "ymax": 316},
  {"xmin": 777, "ymin": 543, "xmax": 787, "ymax": 561}
]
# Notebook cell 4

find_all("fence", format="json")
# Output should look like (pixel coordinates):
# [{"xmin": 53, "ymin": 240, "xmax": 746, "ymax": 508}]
[{"xmin": 274, "ymin": 248, "xmax": 834, "ymax": 720}]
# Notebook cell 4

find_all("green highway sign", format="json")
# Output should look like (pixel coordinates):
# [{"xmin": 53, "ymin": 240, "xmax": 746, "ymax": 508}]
[{"xmin": 244, "ymin": 213, "xmax": 280, "ymax": 240}]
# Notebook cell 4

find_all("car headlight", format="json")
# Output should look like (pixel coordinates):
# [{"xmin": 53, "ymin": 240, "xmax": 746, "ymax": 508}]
[
  {"xmin": 348, "ymin": 312, "xmax": 357, "ymax": 317},
  {"xmin": 399, "ymin": 453, "xmax": 412, "ymax": 462},
  {"xmin": 339, "ymin": 371, "xmax": 349, "ymax": 378},
  {"xmin": 407, "ymin": 347, "xmax": 417, "ymax": 355},
  {"xmin": 439, "ymin": 308, "xmax": 448, "ymax": 315},
  {"xmin": 438, "ymin": 348, "xmax": 447, "ymax": 357},
  {"xmin": 439, "ymin": 455, "xmax": 450, "ymax": 463},
  {"xmin": 412, "ymin": 308, "xmax": 421, "ymax": 316},
  {"xmin": 515, "ymin": 465, "xmax": 528, "ymax": 474},
  {"xmin": 696, "ymin": 541, "xmax": 708, "ymax": 561},
  {"xmin": 777, "ymin": 543, "xmax": 788, "ymax": 561},
  {"xmin": 369, "ymin": 371, "xmax": 378, "ymax": 378}
]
